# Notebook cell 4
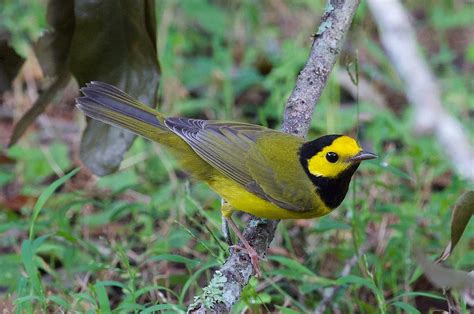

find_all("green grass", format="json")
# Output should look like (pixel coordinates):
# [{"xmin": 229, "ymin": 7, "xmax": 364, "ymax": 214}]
[{"xmin": 1, "ymin": 0, "xmax": 473, "ymax": 312}]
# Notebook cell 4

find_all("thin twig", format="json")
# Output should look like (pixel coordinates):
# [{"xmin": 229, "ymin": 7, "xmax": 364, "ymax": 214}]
[
  {"xmin": 367, "ymin": 0, "xmax": 474, "ymax": 183},
  {"xmin": 444, "ymin": 289, "xmax": 461, "ymax": 314},
  {"xmin": 188, "ymin": 0, "xmax": 361, "ymax": 312}
]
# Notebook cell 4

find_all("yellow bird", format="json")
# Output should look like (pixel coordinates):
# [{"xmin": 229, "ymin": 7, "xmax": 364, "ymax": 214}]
[{"xmin": 76, "ymin": 81, "xmax": 376, "ymax": 275}]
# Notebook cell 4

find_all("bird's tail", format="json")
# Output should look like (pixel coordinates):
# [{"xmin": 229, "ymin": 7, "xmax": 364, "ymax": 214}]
[{"xmin": 76, "ymin": 81, "xmax": 169, "ymax": 142}]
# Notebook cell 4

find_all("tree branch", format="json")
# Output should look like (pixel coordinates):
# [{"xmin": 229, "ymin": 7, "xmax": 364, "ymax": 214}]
[
  {"xmin": 367, "ymin": 0, "xmax": 474, "ymax": 183},
  {"xmin": 188, "ymin": 0, "xmax": 361, "ymax": 312}
]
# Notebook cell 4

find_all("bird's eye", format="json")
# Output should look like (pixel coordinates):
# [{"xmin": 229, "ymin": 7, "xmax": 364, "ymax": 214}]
[{"xmin": 326, "ymin": 152, "xmax": 339, "ymax": 163}]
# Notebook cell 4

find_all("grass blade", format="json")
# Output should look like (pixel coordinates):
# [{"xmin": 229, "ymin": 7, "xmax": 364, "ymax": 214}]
[{"xmin": 29, "ymin": 168, "xmax": 80, "ymax": 239}]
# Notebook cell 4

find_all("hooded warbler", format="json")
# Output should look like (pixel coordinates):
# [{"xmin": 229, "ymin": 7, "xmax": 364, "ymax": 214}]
[{"xmin": 76, "ymin": 81, "xmax": 376, "ymax": 275}]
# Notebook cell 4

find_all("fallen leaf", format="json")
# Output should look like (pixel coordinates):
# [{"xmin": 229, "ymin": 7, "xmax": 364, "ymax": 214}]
[
  {"xmin": 0, "ymin": 151, "xmax": 15, "ymax": 165},
  {"xmin": 0, "ymin": 195, "xmax": 38, "ymax": 213},
  {"xmin": 69, "ymin": 0, "xmax": 161, "ymax": 175}
]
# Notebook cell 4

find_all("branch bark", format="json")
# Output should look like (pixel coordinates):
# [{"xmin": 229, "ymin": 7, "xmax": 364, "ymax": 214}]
[
  {"xmin": 188, "ymin": 0, "xmax": 361, "ymax": 312},
  {"xmin": 367, "ymin": 0, "xmax": 474, "ymax": 183}
]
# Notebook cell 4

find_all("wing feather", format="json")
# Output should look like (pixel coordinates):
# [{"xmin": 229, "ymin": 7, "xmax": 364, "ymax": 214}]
[{"xmin": 164, "ymin": 117, "xmax": 314, "ymax": 211}]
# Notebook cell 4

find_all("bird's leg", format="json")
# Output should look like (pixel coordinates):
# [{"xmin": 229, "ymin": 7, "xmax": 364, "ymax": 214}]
[
  {"xmin": 220, "ymin": 201, "xmax": 263, "ymax": 277},
  {"xmin": 224, "ymin": 219, "xmax": 262, "ymax": 277},
  {"xmin": 221, "ymin": 200, "xmax": 233, "ymax": 246}
]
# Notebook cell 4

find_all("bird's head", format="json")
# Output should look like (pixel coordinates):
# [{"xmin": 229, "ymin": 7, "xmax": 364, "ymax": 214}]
[
  {"xmin": 300, "ymin": 135, "xmax": 376, "ymax": 178},
  {"xmin": 299, "ymin": 134, "xmax": 376, "ymax": 208}
]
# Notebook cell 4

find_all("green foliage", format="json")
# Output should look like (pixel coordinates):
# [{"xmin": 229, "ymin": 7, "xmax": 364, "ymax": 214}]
[
  {"xmin": 0, "ymin": 0, "xmax": 473, "ymax": 312},
  {"xmin": 16, "ymin": 169, "xmax": 79, "ymax": 311},
  {"xmin": 8, "ymin": 141, "xmax": 70, "ymax": 184},
  {"xmin": 29, "ymin": 168, "xmax": 80, "ymax": 239},
  {"xmin": 0, "ymin": 0, "xmax": 46, "ymax": 56}
]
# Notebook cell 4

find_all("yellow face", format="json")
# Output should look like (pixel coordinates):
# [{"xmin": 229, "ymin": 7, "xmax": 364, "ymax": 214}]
[{"xmin": 307, "ymin": 136, "xmax": 363, "ymax": 178}]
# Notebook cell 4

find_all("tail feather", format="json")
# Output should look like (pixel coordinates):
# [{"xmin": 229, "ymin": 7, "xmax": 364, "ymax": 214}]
[
  {"xmin": 83, "ymin": 81, "xmax": 160, "ymax": 116},
  {"xmin": 76, "ymin": 82, "xmax": 168, "ymax": 142}
]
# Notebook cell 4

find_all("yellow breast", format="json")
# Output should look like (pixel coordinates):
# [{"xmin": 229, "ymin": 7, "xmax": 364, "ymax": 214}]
[{"xmin": 208, "ymin": 176, "xmax": 332, "ymax": 220}]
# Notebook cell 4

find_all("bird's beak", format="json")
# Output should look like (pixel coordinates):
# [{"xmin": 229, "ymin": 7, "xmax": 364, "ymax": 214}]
[{"xmin": 348, "ymin": 151, "xmax": 377, "ymax": 163}]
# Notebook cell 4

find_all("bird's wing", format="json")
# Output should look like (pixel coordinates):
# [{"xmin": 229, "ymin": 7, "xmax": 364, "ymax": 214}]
[
  {"xmin": 164, "ymin": 117, "xmax": 315, "ymax": 211},
  {"xmin": 246, "ymin": 134, "xmax": 317, "ymax": 211}
]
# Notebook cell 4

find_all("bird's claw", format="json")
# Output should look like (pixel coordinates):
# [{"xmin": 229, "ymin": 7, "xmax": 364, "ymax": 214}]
[{"xmin": 230, "ymin": 244, "xmax": 265, "ymax": 277}]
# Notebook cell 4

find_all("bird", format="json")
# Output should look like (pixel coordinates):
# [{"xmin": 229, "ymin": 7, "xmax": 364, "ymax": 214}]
[{"xmin": 76, "ymin": 81, "xmax": 377, "ymax": 276}]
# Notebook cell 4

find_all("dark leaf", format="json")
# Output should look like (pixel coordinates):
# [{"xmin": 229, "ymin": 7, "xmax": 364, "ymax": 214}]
[
  {"xmin": 0, "ymin": 34, "xmax": 24, "ymax": 93},
  {"xmin": 436, "ymin": 191, "xmax": 474, "ymax": 262},
  {"xmin": 33, "ymin": 0, "xmax": 75, "ymax": 77},
  {"xmin": 69, "ymin": 0, "xmax": 160, "ymax": 175}
]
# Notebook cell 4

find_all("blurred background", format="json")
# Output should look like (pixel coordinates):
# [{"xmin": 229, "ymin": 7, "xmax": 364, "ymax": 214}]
[{"xmin": 0, "ymin": 0, "xmax": 473, "ymax": 312}]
